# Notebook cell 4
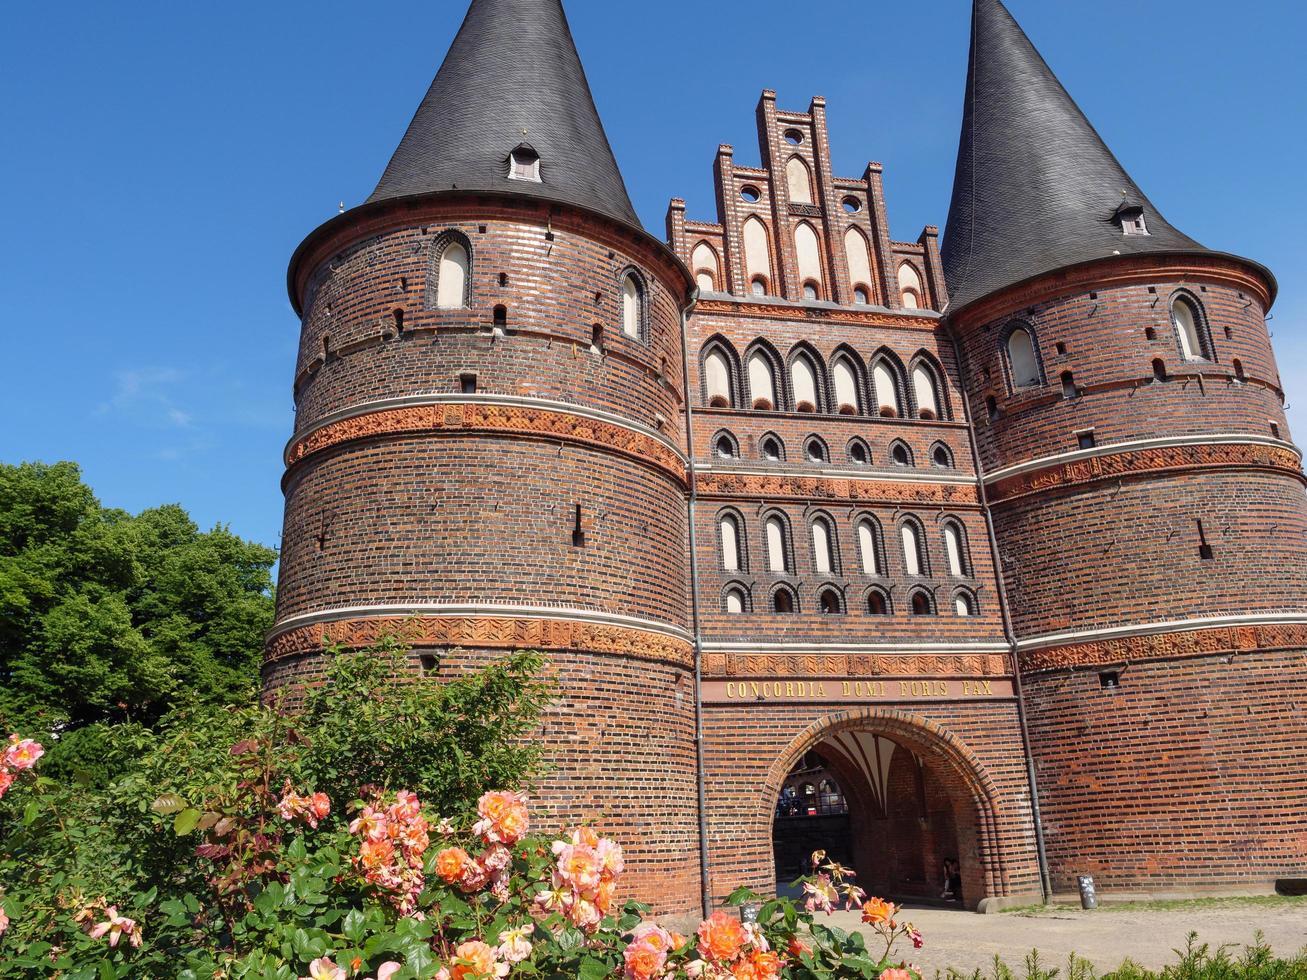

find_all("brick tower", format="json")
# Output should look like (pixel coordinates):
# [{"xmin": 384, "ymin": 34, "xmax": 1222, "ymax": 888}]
[
  {"xmin": 943, "ymin": 0, "xmax": 1307, "ymax": 895},
  {"xmin": 266, "ymin": 0, "xmax": 702, "ymax": 912}
]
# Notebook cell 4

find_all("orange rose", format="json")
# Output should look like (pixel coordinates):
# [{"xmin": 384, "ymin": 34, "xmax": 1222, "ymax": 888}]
[
  {"xmin": 623, "ymin": 937, "xmax": 667, "ymax": 980},
  {"xmin": 557, "ymin": 843, "xmax": 602, "ymax": 893},
  {"xmin": 450, "ymin": 940, "xmax": 503, "ymax": 980},
  {"xmin": 878, "ymin": 970, "xmax": 913, "ymax": 980},
  {"xmin": 595, "ymin": 876, "xmax": 617, "ymax": 912},
  {"xmin": 787, "ymin": 937, "xmax": 811, "ymax": 958},
  {"xmin": 358, "ymin": 837, "xmax": 395, "ymax": 870},
  {"xmin": 435, "ymin": 846, "xmax": 471, "ymax": 884},
  {"xmin": 733, "ymin": 950, "xmax": 781, "ymax": 980},
  {"xmin": 697, "ymin": 910, "xmax": 747, "ymax": 963},
  {"xmin": 861, "ymin": 897, "xmax": 895, "ymax": 925},
  {"xmin": 474, "ymin": 791, "xmax": 530, "ymax": 845}
]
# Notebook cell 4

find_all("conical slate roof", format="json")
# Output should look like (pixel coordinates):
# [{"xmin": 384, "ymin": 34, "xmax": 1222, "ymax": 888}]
[
  {"xmin": 366, "ymin": 0, "xmax": 641, "ymax": 231},
  {"xmin": 942, "ymin": 0, "xmax": 1209, "ymax": 313}
]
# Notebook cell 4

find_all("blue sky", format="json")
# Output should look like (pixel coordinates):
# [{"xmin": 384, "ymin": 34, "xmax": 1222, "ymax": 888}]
[{"xmin": 2, "ymin": 0, "xmax": 1305, "ymax": 552}]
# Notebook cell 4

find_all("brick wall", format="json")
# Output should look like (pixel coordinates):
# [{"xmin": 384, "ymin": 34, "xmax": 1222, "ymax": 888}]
[{"xmin": 1023, "ymin": 647, "xmax": 1307, "ymax": 893}]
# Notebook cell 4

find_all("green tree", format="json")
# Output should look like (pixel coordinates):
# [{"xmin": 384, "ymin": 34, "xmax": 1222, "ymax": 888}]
[{"xmin": 0, "ymin": 461, "xmax": 277, "ymax": 764}]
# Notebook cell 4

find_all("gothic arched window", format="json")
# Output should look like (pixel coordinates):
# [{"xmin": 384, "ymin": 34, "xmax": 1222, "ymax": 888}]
[
  {"xmin": 435, "ymin": 238, "xmax": 470, "ymax": 310},
  {"xmin": 621, "ymin": 271, "xmax": 645, "ymax": 340},
  {"xmin": 1007, "ymin": 325, "xmax": 1041, "ymax": 389}
]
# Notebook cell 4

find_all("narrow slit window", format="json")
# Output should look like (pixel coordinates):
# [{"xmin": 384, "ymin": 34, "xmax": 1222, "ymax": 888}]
[
  {"xmin": 1173, "ymin": 297, "xmax": 1207, "ymax": 361},
  {"xmin": 901, "ymin": 523, "xmax": 924, "ymax": 577},
  {"xmin": 1007, "ymin": 326, "xmax": 1040, "ymax": 388},
  {"xmin": 944, "ymin": 523, "xmax": 966, "ymax": 577}
]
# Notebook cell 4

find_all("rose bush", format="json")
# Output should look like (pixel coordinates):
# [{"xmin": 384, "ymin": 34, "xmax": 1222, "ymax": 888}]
[
  {"xmin": 0, "ymin": 642, "xmax": 922, "ymax": 978},
  {"xmin": 1, "ymin": 746, "xmax": 922, "ymax": 978}
]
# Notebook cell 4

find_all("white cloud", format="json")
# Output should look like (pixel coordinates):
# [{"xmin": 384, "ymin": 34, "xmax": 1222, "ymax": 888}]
[{"xmin": 97, "ymin": 367, "xmax": 194, "ymax": 429}]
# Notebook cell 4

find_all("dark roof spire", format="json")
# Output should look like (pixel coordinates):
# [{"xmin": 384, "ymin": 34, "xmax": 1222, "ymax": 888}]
[
  {"xmin": 367, "ymin": 0, "xmax": 641, "ymax": 231},
  {"xmin": 942, "ymin": 0, "xmax": 1208, "ymax": 312}
]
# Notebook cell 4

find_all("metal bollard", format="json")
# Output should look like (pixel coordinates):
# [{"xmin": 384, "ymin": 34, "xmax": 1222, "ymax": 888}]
[{"xmin": 1077, "ymin": 875, "xmax": 1097, "ymax": 910}]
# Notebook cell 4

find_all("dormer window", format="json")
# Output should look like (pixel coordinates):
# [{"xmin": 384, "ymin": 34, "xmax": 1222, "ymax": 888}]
[
  {"xmin": 1114, "ymin": 203, "xmax": 1149, "ymax": 237},
  {"xmin": 508, "ymin": 144, "xmax": 541, "ymax": 183}
]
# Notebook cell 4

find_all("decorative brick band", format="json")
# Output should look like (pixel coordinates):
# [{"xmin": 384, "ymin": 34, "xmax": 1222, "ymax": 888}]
[
  {"xmin": 696, "ymin": 471, "xmax": 981, "ymax": 507},
  {"xmin": 265, "ymin": 613, "xmax": 696, "ymax": 669},
  {"xmin": 987, "ymin": 442, "xmax": 1304, "ymax": 504},
  {"xmin": 694, "ymin": 298, "xmax": 939, "ymax": 331},
  {"xmin": 286, "ymin": 400, "xmax": 687, "ymax": 485},
  {"xmin": 704, "ymin": 651, "xmax": 1010, "ymax": 678},
  {"xmin": 1018, "ymin": 621, "xmax": 1307, "ymax": 674}
]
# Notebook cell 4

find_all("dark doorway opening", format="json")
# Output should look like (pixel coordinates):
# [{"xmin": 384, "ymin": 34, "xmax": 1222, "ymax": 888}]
[{"xmin": 772, "ymin": 750, "xmax": 852, "ymax": 896}]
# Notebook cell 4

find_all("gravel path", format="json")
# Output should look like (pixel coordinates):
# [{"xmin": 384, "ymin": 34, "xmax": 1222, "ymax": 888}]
[{"xmin": 828, "ymin": 899, "xmax": 1307, "ymax": 977}]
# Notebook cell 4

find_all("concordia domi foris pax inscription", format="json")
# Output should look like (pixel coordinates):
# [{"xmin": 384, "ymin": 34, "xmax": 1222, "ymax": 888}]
[{"xmin": 705, "ymin": 677, "xmax": 1014, "ymax": 704}]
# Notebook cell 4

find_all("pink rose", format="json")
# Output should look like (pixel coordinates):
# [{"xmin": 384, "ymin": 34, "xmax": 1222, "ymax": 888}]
[
  {"xmin": 3, "ymin": 737, "xmax": 43, "ymax": 771},
  {"xmin": 87, "ymin": 907, "xmax": 142, "ymax": 949}
]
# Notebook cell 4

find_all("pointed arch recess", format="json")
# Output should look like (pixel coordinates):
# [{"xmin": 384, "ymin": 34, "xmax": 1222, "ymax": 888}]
[{"xmin": 743, "ymin": 217, "xmax": 773, "ymax": 289}]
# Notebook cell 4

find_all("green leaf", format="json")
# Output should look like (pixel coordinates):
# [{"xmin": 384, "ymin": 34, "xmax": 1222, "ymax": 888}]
[
  {"xmin": 150, "ymin": 792, "xmax": 187, "ymax": 815},
  {"xmin": 22, "ymin": 799, "xmax": 41, "ymax": 825},
  {"xmin": 404, "ymin": 944, "xmax": 435, "ymax": 974},
  {"xmin": 555, "ymin": 927, "xmax": 585, "ymax": 952},
  {"xmin": 578, "ymin": 955, "xmax": 611, "ymax": 980},
  {"xmin": 342, "ymin": 909, "xmax": 366, "ymax": 943},
  {"xmin": 725, "ymin": 885, "xmax": 763, "ymax": 906},
  {"xmin": 173, "ymin": 808, "xmax": 202, "ymax": 835}
]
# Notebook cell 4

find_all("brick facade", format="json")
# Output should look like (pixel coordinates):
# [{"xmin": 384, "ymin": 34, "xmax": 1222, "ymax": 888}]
[{"xmin": 269, "ymin": 75, "xmax": 1307, "ymax": 912}]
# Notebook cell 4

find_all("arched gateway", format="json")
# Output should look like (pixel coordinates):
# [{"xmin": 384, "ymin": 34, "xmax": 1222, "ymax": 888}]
[
  {"xmin": 765, "ymin": 711, "xmax": 1007, "ymax": 907},
  {"xmin": 697, "ymin": 699, "xmax": 1043, "ymax": 913}
]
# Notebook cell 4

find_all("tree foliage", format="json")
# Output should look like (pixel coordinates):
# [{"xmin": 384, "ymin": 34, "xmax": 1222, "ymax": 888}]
[{"xmin": 0, "ymin": 461, "xmax": 277, "ymax": 757}]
